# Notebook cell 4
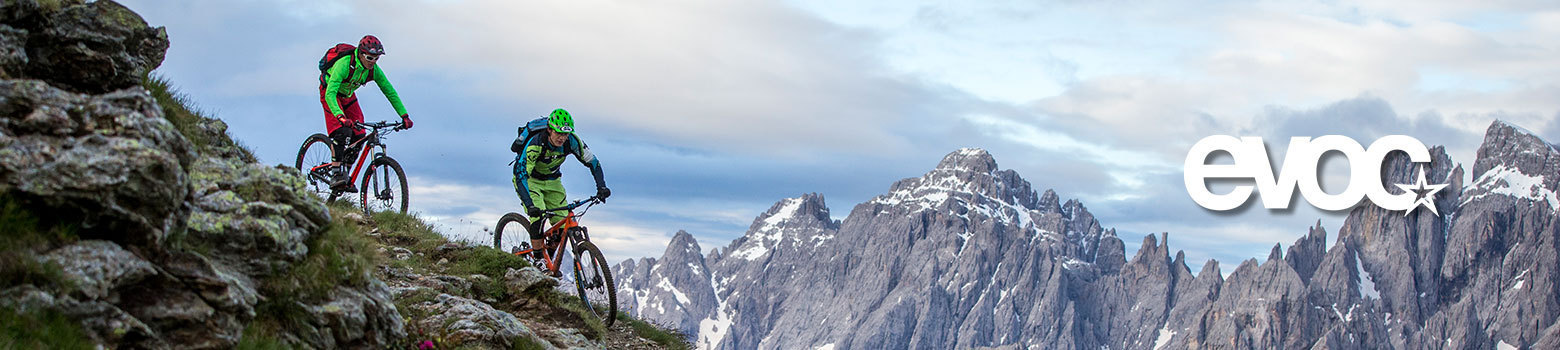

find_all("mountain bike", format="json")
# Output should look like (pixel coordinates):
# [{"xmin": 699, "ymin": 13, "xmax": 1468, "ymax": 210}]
[
  {"xmin": 493, "ymin": 196, "xmax": 617, "ymax": 326},
  {"xmin": 294, "ymin": 121, "xmax": 409, "ymax": 215}
]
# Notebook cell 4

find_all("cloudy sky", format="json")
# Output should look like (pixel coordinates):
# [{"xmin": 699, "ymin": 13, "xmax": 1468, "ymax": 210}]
[{"xmin": 119, "ymin": 0, "xmax": 1560, "ymax": 273}]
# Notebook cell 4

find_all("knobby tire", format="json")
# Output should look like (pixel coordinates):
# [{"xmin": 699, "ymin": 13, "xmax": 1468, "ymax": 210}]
[
  {"xmin": 360, "ymin": 156, "xmax": 408, "ymax": 216},
  {"xmin": 572, "ymin": 241, "xmax": 617, "ymax": 326}
]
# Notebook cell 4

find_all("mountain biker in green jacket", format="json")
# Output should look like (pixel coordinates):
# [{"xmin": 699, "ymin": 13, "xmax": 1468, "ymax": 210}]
[
  {"xmin": 319, "ymin": 35, "xmax": 413, "ymax": 191},
  {"xmin": 513, "ymin": 109, "xmax": 609, "ymax": 262}
]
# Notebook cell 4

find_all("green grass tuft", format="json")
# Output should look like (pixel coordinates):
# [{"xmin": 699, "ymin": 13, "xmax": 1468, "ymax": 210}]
[
  {"xmin": 0, "ymin": 194, "xmax": 75, "ymax": 252},
  {"xmin": 245, "ymin": 206, "xmax": 381, "ymax": 344},
  {"xmin": 510, "ymin": 335, "xmax": 549, "ymax": 350},
  {"xmin": 619, "ymin": 313, "xmax": 692, "ymax": 350},
  {"xmin": 0, "ymin": 305, "xmax": 93, "ymax": 350},
  {"xmin": 444, "ymin": 247, "xmax": 529, "ymax": 301},
  {"xmin": 373, "ymin": 211, "xmax": 450, "ymax": 254},
  {"xmin": 279, "ymin": 221, "xmax": 377, "ymax": 297},
  {"xmin": 393, "ymin": 287, "xmax": 440, "ymax": 321},
  {"xmin": 0, "ymin": 193, "xmax": 76, "ymax": 293},
  {"xmin": 525, "ymin": 290, "xmax": 607, "ymax": 341},
  {"xmin": 370, "ymin": 210, "xmax": 530, "ymax": 302},
  {"xmin": 235, "ymin": 322, "xmax": 290, "ymax": 350},
  {"xmin": 560, "ymin": 298, "xmax": 608, "ymax": 341}
]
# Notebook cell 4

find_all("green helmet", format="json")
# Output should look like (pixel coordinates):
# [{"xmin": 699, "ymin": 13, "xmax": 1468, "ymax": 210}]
[{"xmin": 547, "ymin": 108, "xmax": 575, "ymax": 134}]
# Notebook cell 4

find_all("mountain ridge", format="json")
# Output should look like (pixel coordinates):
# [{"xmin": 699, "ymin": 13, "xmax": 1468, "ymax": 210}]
[{"xmin": 618, "ymin": 122, "xmax": 1560, "ymax": 349}]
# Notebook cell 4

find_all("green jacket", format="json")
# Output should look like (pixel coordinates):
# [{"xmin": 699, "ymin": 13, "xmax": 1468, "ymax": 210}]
[
  {"xmin": 513, "ymin": 133, "xmax": 605, "ymax": 210},
  {"xmin": 322, "ymin": 50, "xmax": 409, "ymax": 117}
]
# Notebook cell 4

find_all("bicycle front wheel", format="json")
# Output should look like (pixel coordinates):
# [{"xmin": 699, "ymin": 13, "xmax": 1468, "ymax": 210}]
[
  {"xmin": 494, "ymin": 213, "xmax": 528, "ymax": 251},
  {"xmin": 360, "ymin": 156, "xmax": 408, "ymax": 215},
  {"xmin": 572, "ymin": 241, "xmax": 617, "ymax": 326},
  {"xmin": 294, "ymin": 133, "xmax": 337, "ymax": 200}
]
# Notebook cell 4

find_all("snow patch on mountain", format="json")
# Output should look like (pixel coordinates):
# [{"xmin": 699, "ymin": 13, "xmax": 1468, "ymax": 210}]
[
  {"xmin": 1356, "ymin": 250, "xmax": 1380, "ymax": 300},
  {"xmin": 659, "ymin": 277, "xmax": 691, "ymax": 305},
  {"xmin": 732, "ymin": 197, "xmax": 808, "ymax": 261},
  {"xmin": 1463, "ymin": 165, "xmax": 1558, "ymax": 212},
  {"xmin": 1153, "ymin": 327, "xmax": 1175, "ymax": 350}
]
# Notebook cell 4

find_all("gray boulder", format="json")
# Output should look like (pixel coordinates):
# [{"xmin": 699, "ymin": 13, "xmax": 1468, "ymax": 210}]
[
  {"xmin": 41, "ymin": 240, "xmax": 158, "ymax": 300},
  {"xmin": 0, "ymin": 79, "xmax": 194, "ymax": 250},
  {"xmin": 408, "ymin": 293, "xmax": 547, "ymax": 348},
  {"xmin": 291, "ymin": 280, "xmax": 406, "ymax": 349}
]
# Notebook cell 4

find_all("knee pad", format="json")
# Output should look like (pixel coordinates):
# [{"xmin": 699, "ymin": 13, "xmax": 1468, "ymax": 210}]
[{"xmin": 526, "ymin": 220, "xmax": 545, "ymax": 240}]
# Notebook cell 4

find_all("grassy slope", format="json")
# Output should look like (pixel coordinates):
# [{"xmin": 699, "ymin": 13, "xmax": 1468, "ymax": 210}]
[
  {"xmin": 355, "ymin": 203, "xmax": 690, "ymax": 350},
  {"xmin": 133, "ymin": 77, "xmax": 687, "ymax": 349}
]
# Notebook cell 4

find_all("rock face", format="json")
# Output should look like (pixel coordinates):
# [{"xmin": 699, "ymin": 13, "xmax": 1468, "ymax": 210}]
[
  {"xmin": 619, "ymin": 128, "xmax": 1560, "ymax": 349},
  {"xmin": 0, "ymin": 0, "xmax": 169, "ymax": 94},
  {"xmin": 0, "ymin": 1, "xmax": 403, "ymax": 348}
]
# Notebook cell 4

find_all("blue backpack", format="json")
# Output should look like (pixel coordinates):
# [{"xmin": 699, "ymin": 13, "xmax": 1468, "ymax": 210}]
[
  {"xmin": 511, "ymin": 117, "xmax": 551, "ymax": 153},
  {"xmin": 511, "ymin": 117, "xmax": 552, "ymax": 179}
]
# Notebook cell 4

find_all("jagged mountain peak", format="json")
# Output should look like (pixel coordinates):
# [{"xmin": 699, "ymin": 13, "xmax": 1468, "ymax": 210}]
[
  {"xmin": 725, "ymin": 193, "xmax": 837, "ymax": 262},
  {"xmin": 1131, "ymin": 233, "xmax": 1171, "ymax": 264},
  {"xmin": 1465, "ymin": 120, "xmax": 1559, "ymax": 212},
  {"xmin": 1039, "ymin": 189, "xmax": 1062, "ymax": 213},
  {"xmin": 877, "ymin": 149, "xmax": 1042, "ymax": 213},
  {"xmin": 1198, "ymin": 259, "xmax": 1222, "ymax": 279},
  {"xmin": 749, "ymin": 193, "xmax": 833, "ymax": 231},
  {"xmin": 936, "ymin": 147, "xmax": 999, "ymax": 173},
  {"xmin": 1286, "ymin": 222, "xmax": 1328, "ymax": 283},
  {"xmin": 1475, "ymin": 120, "xmax": 1557, "ymax": 174},
  {"xmin": 663, "ymin": 230, "xmax": 703, "ymax": 258}
]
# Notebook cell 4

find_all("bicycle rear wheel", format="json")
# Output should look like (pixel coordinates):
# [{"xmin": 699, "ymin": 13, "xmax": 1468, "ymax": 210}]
[
  {"xmin": 494, "ymin": 213, "xmax": 528, "ymax": 251},
  {"xmin": 294, "ymin": 133, "xmax": 338, "ymax": 201},
  {"xmin": 572, "ymin": 241, "xmax": 617, "ymax": 326},
  {"xmin": 360, "ymin": 156, "xmax": 408, "ymax": 215}
]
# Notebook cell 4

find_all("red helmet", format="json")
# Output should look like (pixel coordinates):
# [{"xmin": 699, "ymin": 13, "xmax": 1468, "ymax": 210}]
[{"xmin": 358, "ymin": 35, "xmax": 385, "ymax": 55}]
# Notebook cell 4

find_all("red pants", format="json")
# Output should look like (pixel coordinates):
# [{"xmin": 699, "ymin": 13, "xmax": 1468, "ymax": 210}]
[
  {"xmin": 319, "ymin": 84, "xmax": 365, "ymax": 136},
  {"xmin": 320, "ymin": 85, "xmax": 366, "ymax": 163}
]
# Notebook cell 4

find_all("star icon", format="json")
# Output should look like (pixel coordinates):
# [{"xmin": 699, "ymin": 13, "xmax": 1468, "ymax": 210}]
[{"xmin": 1394, "ymin": 165, "xmax": 1448, "ymax": 216}]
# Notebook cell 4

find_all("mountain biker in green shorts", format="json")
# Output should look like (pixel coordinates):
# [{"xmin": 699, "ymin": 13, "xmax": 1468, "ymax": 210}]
[{"xmin": 513, "ymin": 108, "xmax": 609, "ymax": 263}]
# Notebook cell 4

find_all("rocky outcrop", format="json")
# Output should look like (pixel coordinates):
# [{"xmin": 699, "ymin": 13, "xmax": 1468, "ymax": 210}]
[
  {"xmin": 0, "ymin": 1, "xmax": 404, "ymax": 348},
  {"xmin": 621, "ymin": 127, "xmax": 1560, "ymax": 349},
  {"xmin": 0, "ymin": 78, "xmax": 194, "ymax": 250},
  {"xmin": 0, "ymin": 0, "xmax": 168, "ymax": 93}
]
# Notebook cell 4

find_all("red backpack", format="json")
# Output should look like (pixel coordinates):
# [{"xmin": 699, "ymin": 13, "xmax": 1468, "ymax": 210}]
[{"xmin": 317, "ymin": 43, "xmax": 361, "ymax": 84}]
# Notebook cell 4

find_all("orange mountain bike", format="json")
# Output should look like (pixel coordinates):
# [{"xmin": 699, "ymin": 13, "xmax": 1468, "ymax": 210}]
[{"xmin": 493, "ymin": 196, "xmax": 617, "ymax": 326}]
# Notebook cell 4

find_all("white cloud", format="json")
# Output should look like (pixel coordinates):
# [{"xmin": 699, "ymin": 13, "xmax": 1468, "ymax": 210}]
[{"xmin": 331, "ymin": 0, "xmax": 963, "ymax": 159}]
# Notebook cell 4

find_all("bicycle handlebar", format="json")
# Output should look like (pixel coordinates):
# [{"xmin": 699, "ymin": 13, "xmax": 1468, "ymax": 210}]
[
  {"xmin": 354, "ymin": 121, "xmax": 406, "ymax": 130},
  {"xmin": 539, "ymin": 196, "xmax": 603, "ymax": 217}
]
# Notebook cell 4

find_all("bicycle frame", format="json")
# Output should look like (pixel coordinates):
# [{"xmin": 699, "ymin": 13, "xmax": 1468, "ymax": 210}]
[
  {"xmin": 307, "ymin": 128, "xmax": 386, "ymax": 187},
  {"xmin": 516, "ymin": 212, "xmax": 584, "ymax": 274}
]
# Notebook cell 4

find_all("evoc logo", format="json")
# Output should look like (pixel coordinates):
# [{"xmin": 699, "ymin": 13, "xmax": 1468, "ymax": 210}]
[{"xmin": 1184, "ymin": 135, "xmax": 1447, "ymax": 215}]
